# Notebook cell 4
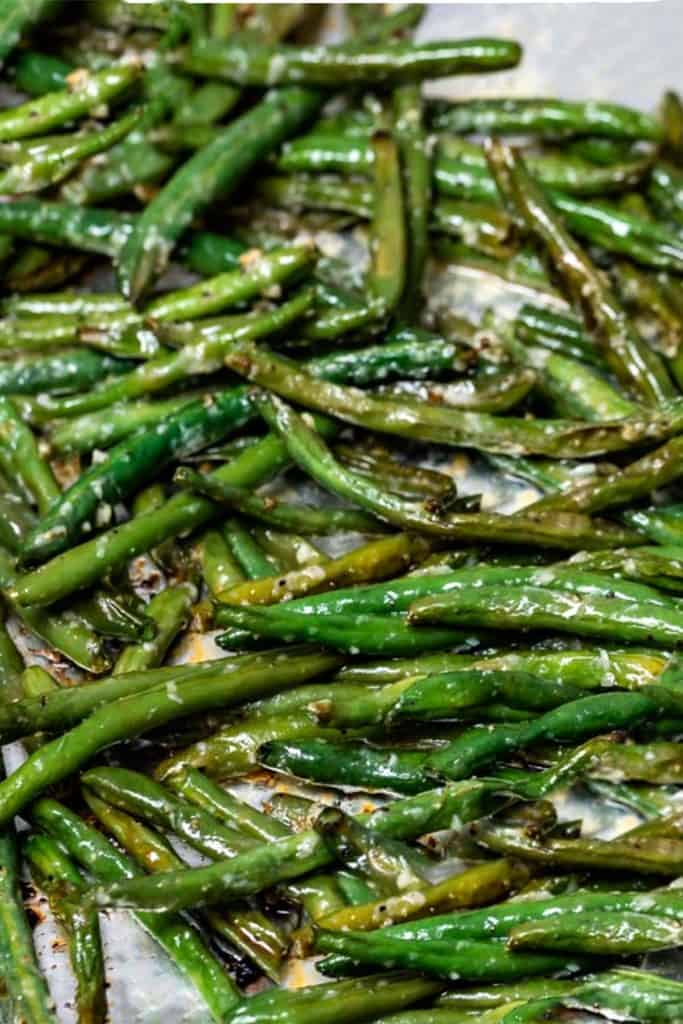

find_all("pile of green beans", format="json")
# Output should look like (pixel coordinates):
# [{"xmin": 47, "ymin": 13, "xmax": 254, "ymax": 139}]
[{"xmin": 0, "ymin": 3, "xmax": 682, "ymax": 1023}]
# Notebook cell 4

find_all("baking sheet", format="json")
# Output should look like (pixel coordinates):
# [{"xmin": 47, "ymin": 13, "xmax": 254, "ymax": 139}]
[{"xmin": 3, "ymin": 3, "xmax": 682, "ymax": 1021}]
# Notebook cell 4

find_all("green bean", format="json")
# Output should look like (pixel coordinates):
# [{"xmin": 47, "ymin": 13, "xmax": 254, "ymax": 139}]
[
  {"xmin": 425, "ymin": 691, "xmax": 657, "ymax": 778},
  {"xmin": 151, "ymin": 244, "xmax": 315, "ymax": 321},
  {"xmin": 317, "ymin": 859, "xmax": 526, "ymax": 934},
  {"xmin": 436, "ymin": 980, "xmax": 575, "ymax": 1012},
  {"xmin": 625, "ymin": 504, "xmax": 683, "ymax": 546},
  {"xmin": 224, "ymin": 339, "xmax": 681, "ymax": 457},
  {"xmin": 0, "ymin": 650, "xmax": 340, "ymax": 825},
  {"xmin": 217, "ymin": 534, "xmax": 427, "ymax": 606},
  {"xmin": 660, "ymin": 88, "xmax": 683, "ymax": 161},
  {"xmin": 0, "ymin": 314, "xmax": 95, "ymax": 352},
  {"xmin": 431, "ymin": 198, "xmax": 518, "ymax": 257},
  {"xmin": 77, "ymin": 320, "xmax": 167, "ymax": 361},
  {"xmin": 335, "ymin": 443, "xmax": 458, "ymax": 501},
  {"xmin": 508, "ymin": 909, "xmax": 683, "ymax": 955},
  {"xmin": 380, "ymin": 366, "xmax": 536, "ymax": 414},
  {"xmin": 648, "ymin": 161, "xmax": 683, "ymax": 227},
  {"xmin": 65, "ymin": 134, "xmax": 174, "ymax": 206},
  {"xmin": 504, "ymin": 334, "xmax": 637, "ymax": 422},
  {"xmin": 255, "ymin": 172, "xmax": 373, "ymax": 217},
  {"xmin": 0, "ymin": 825, "xmax": 56, "ymax": 1022},
  {"xmin": 5, "ymin": 243, "xmax": 88, "ymax": 292},
  {"xmin": 485, "ymin": 139, "xmax": 673, "ymax": 403},
  {"xmin": 165, "ymin": 767, "xmax": 288, "ymax": 844},
  {"xmin": 90, "ymin": 829, "xmax": 333, "ymax": 913},
  {"xmin": 162, "ymin": 764, "xmax": 347, "ymax": 929},
  {"xmin": 551, "ymin": 190, "xmax": 683, "ymax": 272},
  {"xmin": 49, "ymin": 395, "xmax": 197, "ymax": 454},
  {"xmin": 260, "ymin": 738, "xmax": 433, "ymax": 794},
  {"xmin": 490, "ymin": 736, "xmax": 683, "ymax": 801},
  {"xmin": 118, "ymin": 88, "xmax": 322, "ymax": 301},
  {"xmin": 157, "ymin": 807, "xmax": 330, "ymax": 937},
  {"xmin": 0, "ymin": 650, "xmax": 296, "ymax": 741},
  {"xmin": 256, "ymin": 173, "xmax": 517, "ymax": 257},
  {"xmin": 429, "ymin": 96, "xmax": 663, "ymax": 140},
  {"xmin": 367, "ymin": 889, "xmax": 683, "ymax": 949},
  {"xmin": 0, "ymin": 63, "xmax": 139, "ymax": 141},
  {"xmin": 0, "ymin": 470, "xmax": 36, "ymax": 554},
  {"xmin": 483, "ymin": 452, "xmax": 576, "ymax": 494},
  {"xmin": 9, "ymin": 431, "xmax": 300, "ymax": 607},
  {"xmin": 92, "ymin": 772, "xmax": 472, "ymax": 921},
  {"xmin": 12, "ymin": 50, "xmax": 70, "ymax": 95},
  {"xmin": 24, "ymin": 832, "xmax": 106, "ymax": 1024},
  {"xmin": 266, "ymin": 792, "xmax": 326, "ymax": 833},
  {"xmin": 0, "ymin": 199, "xmax": 133, "ymax": 256},
  {"xmin": 337, "ymin": 646, "xmax": 667, "ymax": 689},
  {"xmin": 251, "ymin": 528, "xmax": 326, "ymax": 572},
  {"xmin": 155, "ymin": 677, "xmax": 413, "ymax": 780},
  {"xmin": 529, "ymin": 435, "xmax": 683, "ymax": 514},
  {"xmin": 0, "ymin": 105, "xmax": 142, "ymax": 193},
  {"xmin": 314, "ymin": 806, "xmax": 433, "ymax": 897},
  {"xmin": 437, "ymin": 145, "xmax": 654, "ymax": 201},
  {"xmin": 0, "ymin": 350, "xmax": 135, "ymax": 401},
  {"xmin": 367, "ymin": 132, "xmax": 406, "ymax": 312},
  {"xmin": 570, "ymin": 967, "xmax": 683, "ymax": 1022},
  {"xmin": 408, "ymin": 583, "xmax": 683, "ymax": 648},
  {"xmin": 392, "ymin": 668, "xmax": 586, "ymax": 721},
  {"xmin": 129, "ymin": 495, "xmax": 188, "ymax": 579},
  {"xmin": 22, "ymin": 387, "xmax": 257, "ymax": 563},
  {"xmin": 21, "ymin": 664, "xmax": 56, "ymax": 699},
  {"xmin": 0, "ymin": 545, "xmax": 112, "ymax": 674},
  {"xmin": 196, "ymin": 528, "xmax": 245, "ymax": 598},
  {"xmin": 315, "ymin": 929, "xmax": 573, "ymax": 983},
  {"xmin": 174, "ymin": 466, "xmax": 382, "ymax": 536},
  {"xmin": 471, "ymin": 823, "xmax": 683, "ymax": 876},
  {"xmin": 515, "ymin": 304, "xmax": 605, "ymax": 366},
  {"xmin": 3, "ymin": 291, "xmax": 128, "ymax": 318},
  {"xmin": 70, "ymin": 588, "xmax": 154, "ymax": 642},
  {"xmin": 307, "ymin": 327, "xmax": 466, "ymax": 385},
  {"xmin": 182, "ymin": 36, "xmax": 522, "ymax": 87},
  {"xmin": 173, "ymin": 81, "xmax": 239, "ymax": 128},
  {"xmin": 219, "ymin": 558, "xmax": 676, "ymax": 629},
  {"xmin": 223, "ymin": 517, "xmax": 279, "ymax": 579},
  {"xmin": 182, "ymin": 231, "xmax": 246, "ymax": 277},
  {"xmin": 394, "ymin": 84, "xmax": 430, "ymax": 314},
  {"xmin": 164, "ymin": 709, "xmax": 362, "ymax": 780},
  {"xmin": 612, "ymin": 261, "xmax": 683, "ymax": 358},
  {"xmin": 152, "ymin": 121, "xmax": 216, "ymax": 154},
  {"xmin": 32, "ymin": 798, "xmax": 240, "ymax": 1021},
  {"xmin": 113, "ymin": 585, "xmax": 193, "ymax": 674},
  {"xmin": 0, "ymin": 398, "xmax": 59, "ymax": 515},
  {"xmin": 216, "ymin": 605, "xmax": 474, "ymax": 657},
  {"xmin": 303, "ymin": 296, "xmax": 388, "ymax": 341},
  {"xmin": 224, "ymin": 974, "xmax": 442, "ymax": 1024}
]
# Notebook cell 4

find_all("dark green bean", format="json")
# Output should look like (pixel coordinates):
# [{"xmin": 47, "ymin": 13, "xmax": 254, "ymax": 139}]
[
  {"xmin": 0, "ymin": 63, "xmax": 139, "ymax": 140},
  {"xmin": 429, "ymin": 96, "xmax": 663, "ymax": 140},
  {"xmin": 182, "ymin": 37, "xmax": 522, "ymax": 88}
]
